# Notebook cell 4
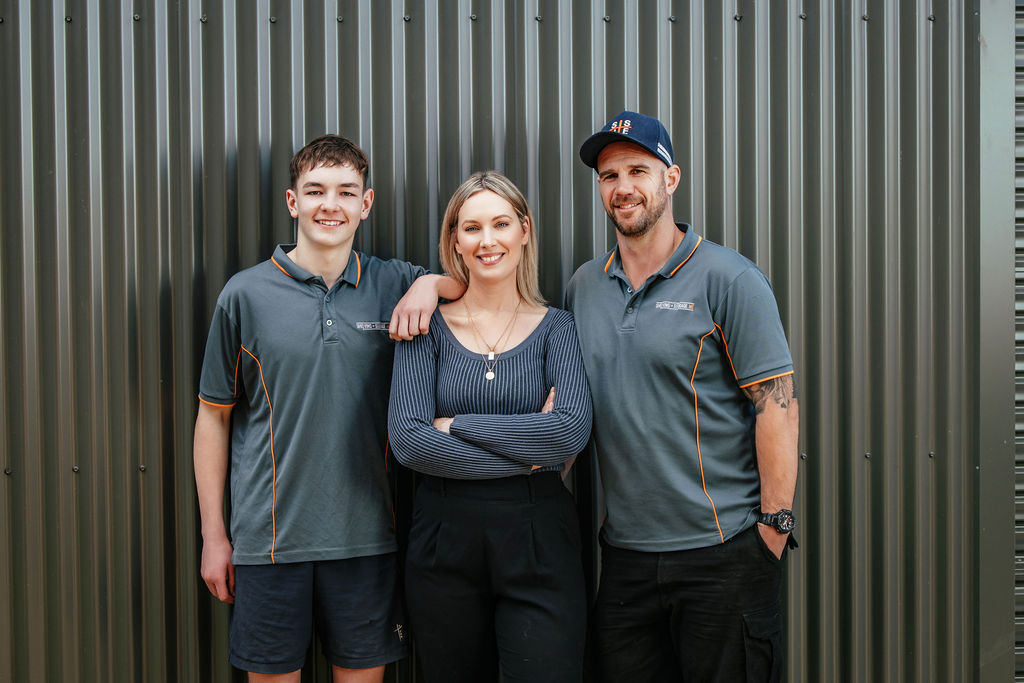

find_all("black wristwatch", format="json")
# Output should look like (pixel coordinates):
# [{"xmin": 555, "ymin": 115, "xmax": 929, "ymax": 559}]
[{"xmin": 757, "ymin": 508, "xmax": 795, "ymax": 534}]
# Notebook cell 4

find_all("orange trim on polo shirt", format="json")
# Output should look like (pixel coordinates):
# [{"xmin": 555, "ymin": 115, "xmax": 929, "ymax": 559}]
[
  {"xmin": 354, "ymin": 252, "xmax": 362, "ymax": 287},
  {"xmin": 691, "ymin": 329, "xmax": 726, "ymax": 544},
  {"xmin": 714, "ymin": 323, "xmax": 740, "ymax": 381},
  {"xmin": 198, "ymin": 395, "xmax": 236, "ymax": 408},
  {"xmin": 270, "ymin": 256, "xmax": 292, "ymax": 278},
  {"xmin": 738, "ymin": 369, "xmax": 795, "ymax": 390},
  {"xmin": 668, "ymin": 235, "xmax": 702, "ymax": 277},
  {"xmin": 603, "ymin": 251, "xmax": 616, "ymax": 273},
  {"xmin": 240, "ymin": 344, "xmax": 279, "ymax": 564},
  {"xmin": 232, "ymin": 347, "xmax": 242, "ymax": 396}
]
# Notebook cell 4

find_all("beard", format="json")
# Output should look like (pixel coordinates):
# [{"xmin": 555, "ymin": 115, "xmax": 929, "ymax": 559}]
[{"xmin": 608, "ymin": 179, "xmax": 669, "ymax": 238}]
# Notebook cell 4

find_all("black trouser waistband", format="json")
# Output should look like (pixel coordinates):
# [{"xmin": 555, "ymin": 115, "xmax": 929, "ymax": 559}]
[{"xmin": 420, "ymin": 471, "xmax": 564, "ymax": 501}]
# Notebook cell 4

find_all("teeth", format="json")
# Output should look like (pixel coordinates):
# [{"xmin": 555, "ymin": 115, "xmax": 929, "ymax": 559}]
[
  {"xmin": 318, "ymin": 220, "xmax": 341, "ymax": 226},
  {"xmin": 479, "ymin": 254, "xmax": 502, "ymax": 264}
]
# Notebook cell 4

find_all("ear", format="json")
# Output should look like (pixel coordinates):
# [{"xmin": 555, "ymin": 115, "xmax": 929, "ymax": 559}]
[
  {"xmin": 519, "ymin": 216, "xmax": 530, "ymax": 245},
  {"xmin": 286, "ymin": 188, "xmax": 299, "ymax": 217},
  {"xmin": 664, "ymin": 164, "xmax": 682, "ymax": 196},
  {"xmin": 360, "ymin": 188, "xmax": 374, "ymax": 219}
]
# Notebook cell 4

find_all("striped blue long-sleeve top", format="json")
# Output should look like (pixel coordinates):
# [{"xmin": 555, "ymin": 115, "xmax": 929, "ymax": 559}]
[{"xmin": 388, "ymin": 307, "xmax": 593, "ymax": 479}]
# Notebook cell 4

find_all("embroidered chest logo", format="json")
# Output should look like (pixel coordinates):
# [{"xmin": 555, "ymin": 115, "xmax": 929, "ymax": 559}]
[
  {"xmin": 356, "ymin": 321, "xmax": 392, "ymax": 331},
  {"xmin": 655, "ymin": 301, "xmax": 694, "ymax": 311}
]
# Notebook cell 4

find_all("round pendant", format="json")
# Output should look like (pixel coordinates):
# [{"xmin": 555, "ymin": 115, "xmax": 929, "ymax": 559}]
[{"xmin": 485, "ymin": 371, "xmax": 495, "ymax": 381}]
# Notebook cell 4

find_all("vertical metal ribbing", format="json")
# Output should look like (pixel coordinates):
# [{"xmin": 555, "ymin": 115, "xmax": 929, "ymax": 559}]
[{"xmin": 0, "ymin": 2, "xmax": 1014, "ymax": 681}]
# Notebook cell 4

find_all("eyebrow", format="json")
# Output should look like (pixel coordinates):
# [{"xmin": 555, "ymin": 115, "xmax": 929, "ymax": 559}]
[
  {"xmin": 461, "ymin": 213, "xmax": 514, "ymax": 224},
  {"xmin": 598, "ymin": 163, "xmax": 652, "ymax": 178},
  {"xmin": 301, "ymin": 180, "xmax": 362, "ymax": 190}
]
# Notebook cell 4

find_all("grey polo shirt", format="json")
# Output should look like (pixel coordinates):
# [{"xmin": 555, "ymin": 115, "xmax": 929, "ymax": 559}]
[
  {"xmin": 198, "ymin": 244, "xmax": 425, "ymax": 564},
  {"xmin": 565, "ymin": 224, "xmax": 793, "ymax": 552}
]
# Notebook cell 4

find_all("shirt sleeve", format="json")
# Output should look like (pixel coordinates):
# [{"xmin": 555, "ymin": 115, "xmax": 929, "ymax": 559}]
[
  {"xmin": 389, "ymin": 258, "xmax": 429, "ymax": 291},
  {"xmin": 388, "ymin": 331, "xmax": 536, "ymax": 479},
  {"xmin": 198, "ymin": 300, "xmax": 242, "ymax": 406},
  {"xmin": 449, "ymin": 312, "xmax": 593, "ymax": 461},
  {"xmin": 714, "ymin": 267, "xmax": 794, "ymax": 386}
]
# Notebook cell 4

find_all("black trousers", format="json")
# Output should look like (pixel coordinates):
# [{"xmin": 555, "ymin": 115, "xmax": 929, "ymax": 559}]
[
  {"xmin": 593, "ymin": 525, "xmax": 787, "ymax": 683},
  {"xmin": 404, "ymin": 472, "xmax": 587, "ymax": 683}
]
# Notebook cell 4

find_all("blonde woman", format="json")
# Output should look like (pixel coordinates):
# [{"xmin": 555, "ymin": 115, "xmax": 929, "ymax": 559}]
[{"xmin": 388, "ymin": 171, "xmax": 592, "ymax": 682}]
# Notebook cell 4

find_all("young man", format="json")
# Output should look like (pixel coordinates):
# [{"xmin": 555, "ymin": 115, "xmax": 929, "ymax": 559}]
[
  {"xmin": 194, "ymin": 134, "xmax": 462, "ymax": 682},
  {"xmin": 566, "ymin": 111, "xmax": 800, "ymax": 682}
]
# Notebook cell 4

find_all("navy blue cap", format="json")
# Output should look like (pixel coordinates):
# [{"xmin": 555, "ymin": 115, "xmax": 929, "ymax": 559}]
[{"xmin": 579, "ymin": 110, "xmax": 674, "ymax": 169}]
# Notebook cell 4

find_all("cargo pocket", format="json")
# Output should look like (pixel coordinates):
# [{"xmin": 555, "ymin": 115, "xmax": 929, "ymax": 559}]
[{"xmin": 741, "ymin": 604, "xmax": 783, "ymax": 682}]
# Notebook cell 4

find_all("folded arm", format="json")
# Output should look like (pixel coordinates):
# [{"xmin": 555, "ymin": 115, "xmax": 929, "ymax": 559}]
[{"xmin": 388, "ymin": 333, "xmax": 535, "ymax": 479}]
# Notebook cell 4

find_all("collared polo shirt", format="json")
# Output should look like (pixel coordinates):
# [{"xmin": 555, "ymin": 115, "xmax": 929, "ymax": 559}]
[
  {"xmin": 565, "ymin": 224, "xmax": 793, "ymax": 552},
  {"xmin": 199, "ymin": 244, "xmax": 426, "ymax": 564}
]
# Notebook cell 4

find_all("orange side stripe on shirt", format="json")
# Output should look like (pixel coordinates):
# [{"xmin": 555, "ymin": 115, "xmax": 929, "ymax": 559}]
[
  {"xmin": 232, "ymin": 347, "xmax": 242, "ymax": 396},
  {"xmin": 691, "ymin": 329, "xmax": 725, "ymax": 544},
  {"xmin": 241, "ymin": 344, "xmax": 279, "ymax": 563},
  {"xmin": 355, "ymin": 252, "xmax": 362, "ymax": 288},
  {"xmin": 714, "ymin": 323, "xmax": 740, "ymax": 381}
]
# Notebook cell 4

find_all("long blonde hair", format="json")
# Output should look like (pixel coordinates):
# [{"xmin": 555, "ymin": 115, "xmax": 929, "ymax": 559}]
[{"xmin": 439, "ymin": 171, "xmax": 545, "ymax": 306}]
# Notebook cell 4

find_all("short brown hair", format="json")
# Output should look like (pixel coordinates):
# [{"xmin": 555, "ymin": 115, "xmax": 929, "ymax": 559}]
[
  {"xmin": 289, "ymin": 134, "xmax": 369, "ymax": 188},
  {"xmin": 439, "ymin": 171, "xmax": 546, "ymax": 307}
]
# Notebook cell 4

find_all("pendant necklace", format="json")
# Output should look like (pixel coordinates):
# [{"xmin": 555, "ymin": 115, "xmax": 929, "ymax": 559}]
[{"xmin": 464, "ymin": 297, "xmax": 522, "ymax": 381}]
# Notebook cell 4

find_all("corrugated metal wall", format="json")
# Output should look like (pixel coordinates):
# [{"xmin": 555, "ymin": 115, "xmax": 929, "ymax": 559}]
[{"xmin": 1, "ymin": 1, "xmax": 1015, "ymax": 681}]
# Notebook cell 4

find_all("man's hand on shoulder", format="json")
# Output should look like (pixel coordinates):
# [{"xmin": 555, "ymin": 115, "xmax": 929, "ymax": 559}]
[{"xmin": 390, "ymin": 274, "xmax": 465, "ymax": 340}]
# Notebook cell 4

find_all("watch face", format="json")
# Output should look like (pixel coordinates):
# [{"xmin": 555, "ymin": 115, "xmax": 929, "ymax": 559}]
[{"xmin": 777, "ymin": 512, "xmax": 795, "ymax": 533}]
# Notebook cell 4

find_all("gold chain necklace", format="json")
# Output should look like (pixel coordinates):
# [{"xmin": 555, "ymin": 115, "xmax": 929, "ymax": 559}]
[{"xmin": 463, "ymin": 297, "xmax": 522, "ymax": 381}]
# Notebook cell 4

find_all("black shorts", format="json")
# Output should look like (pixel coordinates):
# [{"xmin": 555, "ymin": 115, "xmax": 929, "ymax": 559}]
[{"xmin": 229, "ymin": 554, "xmax": 408, "ymax": 674}]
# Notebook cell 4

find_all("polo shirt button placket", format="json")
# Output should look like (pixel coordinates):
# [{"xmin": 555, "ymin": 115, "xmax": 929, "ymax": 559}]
[
  {"xmin": 323, "ymin": 292, "xmax": 340, "ymax": 343},
  {"xmin": 621, "ymin": 293, "xmax": 640, "ymax": 330}
]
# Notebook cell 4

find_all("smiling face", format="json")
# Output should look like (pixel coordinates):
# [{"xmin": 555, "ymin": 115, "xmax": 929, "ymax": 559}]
[
  {"xmin": 596, "ymin": 141, "xmax": 680, "ymax": 239},
  {"xmin": 453, "ymin": 190, "xmax": 529, "ymax": 286},
  {"xmin": 285, "ymin": 163, "xmax": 373, "ymax": 253}
]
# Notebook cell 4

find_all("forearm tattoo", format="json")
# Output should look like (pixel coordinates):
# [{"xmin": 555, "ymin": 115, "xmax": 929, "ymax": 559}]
[{"xmin": 745, "ymin": 375, "xmax": 796, "ymax": 415}]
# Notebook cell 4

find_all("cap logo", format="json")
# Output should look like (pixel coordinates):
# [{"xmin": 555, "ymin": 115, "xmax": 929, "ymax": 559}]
[{"xmin": 608, "ymin": 119, "xmax": 632, "ymax": 134}]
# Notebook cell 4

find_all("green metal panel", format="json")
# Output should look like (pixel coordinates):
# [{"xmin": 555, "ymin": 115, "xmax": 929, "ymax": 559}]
[{"xmin": 0, "ymin": 1, "xmax": 1015, "ymax": 681}]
